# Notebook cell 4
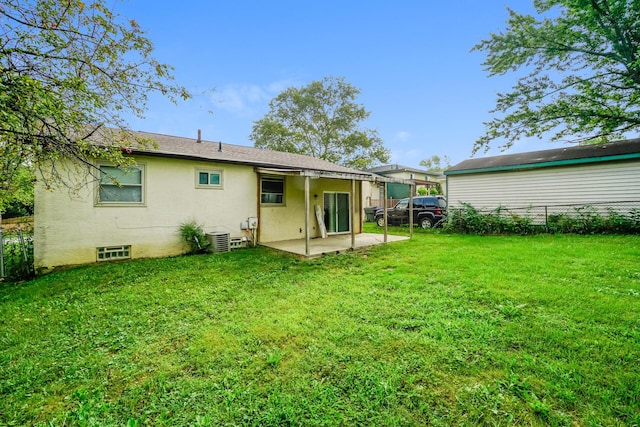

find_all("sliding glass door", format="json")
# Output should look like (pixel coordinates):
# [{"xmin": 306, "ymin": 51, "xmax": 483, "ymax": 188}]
[{"xmin": 324, "ymin": 192, "xmax": 350, "ymax": 234}]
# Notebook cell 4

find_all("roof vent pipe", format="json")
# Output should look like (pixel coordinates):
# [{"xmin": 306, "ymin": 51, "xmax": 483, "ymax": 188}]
[
  {"xmin": 197, "ymin": 129, "xmax": 201, "ymax": 143},
  {"xmin": 218, "ymin": 141, "xmax": 222, "ymax": 152}
]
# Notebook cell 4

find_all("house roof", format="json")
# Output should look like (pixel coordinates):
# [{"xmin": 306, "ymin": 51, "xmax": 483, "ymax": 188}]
[
  {"xmin": 445, "ymin": 138, "xmax": 640, "ymax": 175},
  {"xmin": 368, "ymin": 164, "xmax": 440, "ymax": 176},
  {"xmin": 110, "ymin": 130, "xmax": 406, "ymax": 183}
]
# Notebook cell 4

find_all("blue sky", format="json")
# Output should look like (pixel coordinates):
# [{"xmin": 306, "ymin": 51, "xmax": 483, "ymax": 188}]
[{"xmin": 116, "ymin": 0, "xmax": 568, "ymax": 168}]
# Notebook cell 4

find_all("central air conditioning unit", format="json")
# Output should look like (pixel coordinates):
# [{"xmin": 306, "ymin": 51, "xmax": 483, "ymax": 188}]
[{"xmin": 206, "ymin": 232, "xmax": 230, "ymax": 253}]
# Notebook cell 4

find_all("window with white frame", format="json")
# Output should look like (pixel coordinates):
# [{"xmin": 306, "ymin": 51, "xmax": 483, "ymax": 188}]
[
  {"xmin": 196, "ymin": 169, "xmax": 223, "ymax": 189},
  {"xmin": 97, "ymin": 164, "xmax": 145, "ymax": 204},
  {"xmin": 261, "ymin": 176, "xmax": 284, "ymax": 204}
]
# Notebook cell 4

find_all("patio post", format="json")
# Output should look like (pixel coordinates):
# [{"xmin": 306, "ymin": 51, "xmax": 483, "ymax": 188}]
[
  {"xmin": 305, "ymin": 175, "xmax": 310, "ymax": 257},
  {"xmin": 351, "ymin": 179, "xmax": 356, "ymax": 250},
  {"xmin": 409, "ymin": 183, "xmax": 415, "ymax": 239},
  {"xmin": 383, "ymin": 182, "xmax": 388, "ymax": 243}
]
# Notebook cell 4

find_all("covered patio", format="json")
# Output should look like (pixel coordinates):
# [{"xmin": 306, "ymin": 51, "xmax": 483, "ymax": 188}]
[
  {"xmin": 260, "ymin": 232, "xmax": 408, "ymax": 257},
  {"xmin": 255, "ymin": 167, "xmax": 414, "ymax": 257}
]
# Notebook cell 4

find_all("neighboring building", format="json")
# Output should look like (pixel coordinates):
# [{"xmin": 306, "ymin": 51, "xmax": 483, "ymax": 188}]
[
  {"xmin": 363, "ymin": 164, "xmax": 444, "ymax": 206},
  {"xmin": 445, "ymin": 139, "xmax": 640, "ymax": 218},
  {"xmin": 34, "ymin": 130, "xmax": 400, "ymax": 271}
]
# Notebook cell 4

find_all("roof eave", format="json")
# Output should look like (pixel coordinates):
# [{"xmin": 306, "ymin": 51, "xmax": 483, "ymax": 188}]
[
  {"xmin": 130, "ymin": 149, "xmax": 358, "ymax": 175},
  {"xmin": 445, "ymin": 152, "xmax": 640, "ymax": 175},
  {"xmin": 131, "ymin": 147, "xmax": 414, "ymax": 184},
  {"xmin": 255, "ymin": 167, "xmax": 410, "ymax": 183}
]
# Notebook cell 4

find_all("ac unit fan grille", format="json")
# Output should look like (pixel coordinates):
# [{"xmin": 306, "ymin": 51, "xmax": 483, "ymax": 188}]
[{"xmin": 206, "ymin": 232, "xmax": 230, "ymax": 253}]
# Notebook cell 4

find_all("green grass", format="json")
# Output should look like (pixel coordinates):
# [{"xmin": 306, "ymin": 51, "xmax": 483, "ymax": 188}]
[{"xmin": 1, "ymin": 231, "xmax": 639, "ymax": 426}]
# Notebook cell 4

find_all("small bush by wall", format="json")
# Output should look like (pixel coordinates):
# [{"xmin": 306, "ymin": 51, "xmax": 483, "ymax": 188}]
[{"xmin": 179, "ymin": 219, "xmax": 210, "ymax": 254}]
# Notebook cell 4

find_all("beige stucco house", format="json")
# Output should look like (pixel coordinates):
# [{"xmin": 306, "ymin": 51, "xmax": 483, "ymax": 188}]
[{"xmin": 34, "ymin": 130, "xmax": 400, "ymax": 272}]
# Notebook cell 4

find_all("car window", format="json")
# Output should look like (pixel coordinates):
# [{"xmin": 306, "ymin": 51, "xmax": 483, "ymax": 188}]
[
  {"xmin": 412, "ymin": 198, "xmax": 424, "ymax": 208},
  {"xmin": 438, "ymin": 198, "xmax": 447, "ymax": 208},
  {"xmin": 395, "ymin": 200, "xmax": 409, "ymax": 210},
  {"xmin": 423, "ymin": 197, "xmax": 437, "ymax": 207}
]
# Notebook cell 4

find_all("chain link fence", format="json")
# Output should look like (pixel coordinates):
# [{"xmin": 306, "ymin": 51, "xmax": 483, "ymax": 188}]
[
  {"xmin": 446, "ymin": 201, "xmax": 640, "ymax": 234},
  {"xmin": 0, "ymin": 219, "xmax": 35, "ymax": 281}
]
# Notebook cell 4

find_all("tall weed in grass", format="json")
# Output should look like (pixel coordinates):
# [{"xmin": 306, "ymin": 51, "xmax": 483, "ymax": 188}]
[{"xmin": 0, "ymin": 234, "xmax": 639, "ymax": 425}]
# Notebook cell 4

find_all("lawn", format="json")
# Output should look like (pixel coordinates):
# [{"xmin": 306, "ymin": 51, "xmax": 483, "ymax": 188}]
[{"xmin": 1, "ymin": 232, "xmax": 639, "ymax": 426}]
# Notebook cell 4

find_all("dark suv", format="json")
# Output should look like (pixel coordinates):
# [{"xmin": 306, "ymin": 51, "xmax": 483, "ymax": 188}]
[{"xmin": 375, "ymin": 196, "xmax": 447, "ymax": 229}]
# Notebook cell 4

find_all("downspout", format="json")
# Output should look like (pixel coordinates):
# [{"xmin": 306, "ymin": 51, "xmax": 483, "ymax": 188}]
[
  {"xmin": 445, "ymin": 174, "xmax": 450, "ymax": 228},
  {"xmin": 445, "ymin": 174, "xmax": 449, "ymax": 207}
]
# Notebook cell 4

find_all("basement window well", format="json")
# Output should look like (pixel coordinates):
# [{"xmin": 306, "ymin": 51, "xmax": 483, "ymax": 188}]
[{"xmin": 97, "ymin": 245, "xmax": 131, "ymax": 261}]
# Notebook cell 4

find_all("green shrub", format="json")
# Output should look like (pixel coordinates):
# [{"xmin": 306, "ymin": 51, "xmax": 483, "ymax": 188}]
[
  {"xmin": 443, "ymin": 203, "xmax": 539, "ymax": 235},
  {"xmin": 445, "ymin": 203, "xmax": 640, "ymax": 235},
  {"xmin": 178, "ymin": 219, "xmax": 209, "ymax": 254}
]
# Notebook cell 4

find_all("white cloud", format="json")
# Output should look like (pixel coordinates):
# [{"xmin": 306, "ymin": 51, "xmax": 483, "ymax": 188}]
[
  {"xmin": 266, "ymin": 78, "xmax": 300, "ymax": 94},
  {"xmin": 210, "ymin": 84, "xmax": 267, "ymax": 116},
  {"xmin": 393, "ymin": 131, "xmax": 411, "ymax": 143},
  {"xmin": 210, "ymin": 79, "xmax": 301, "ymax": 117},
  {"xmin": 389, "ymin": 148, "xmax": 426, "ymax": 167}
]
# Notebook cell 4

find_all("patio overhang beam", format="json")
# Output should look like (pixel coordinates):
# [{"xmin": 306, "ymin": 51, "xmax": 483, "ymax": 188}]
[{"xmin": 254, "ymin": 167, "xmax": 412, "ymax": 185}]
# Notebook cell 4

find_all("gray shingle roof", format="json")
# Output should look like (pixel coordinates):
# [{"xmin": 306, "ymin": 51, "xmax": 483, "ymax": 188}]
[
  {"xmin": 446, "ymin": 138, "xmax": 640, "ymax": 175},
  {"xmin": 123, "ymin": 130, "xmax": 375, "ymax": 177},
  {"xmin": 368, "ymin": 164, "xmax": 430, "ymax": 175}
]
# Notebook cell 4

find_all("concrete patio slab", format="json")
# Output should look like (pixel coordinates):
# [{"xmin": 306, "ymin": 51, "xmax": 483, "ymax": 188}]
[{"xmin": 260, "ymin": 233, "xmax": 409, "ymax": 257}]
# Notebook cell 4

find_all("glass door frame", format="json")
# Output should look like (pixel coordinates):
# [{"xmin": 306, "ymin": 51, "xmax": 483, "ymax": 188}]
[{"xmin": 323, "ymin": 191, "xmax": 351, "ymax": 235}]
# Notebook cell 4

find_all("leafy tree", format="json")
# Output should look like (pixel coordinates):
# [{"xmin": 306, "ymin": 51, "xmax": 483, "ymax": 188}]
[
  {"xmin": 419, "ymin": 155, "xmax": 451, "ymax": 171},
  {"xmin": 0, "ymin": 165, "xmax": 34, "ymax": 218},
  {"xmin": 0, "ymin": 0, "xmax": 190, "ymax": 196},
  {"xmin": 473, "ymin": 0, "xmax": 640, "ymax": 154},
  {"xmin": 250, "ymin": 76, "xmax": 390, "ymax": 169}
]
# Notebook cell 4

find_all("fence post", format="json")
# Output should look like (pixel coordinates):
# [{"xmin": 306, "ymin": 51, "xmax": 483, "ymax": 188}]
[
  {"xmin": 17, "ymin": 227, "xmax": 31, "ymax": 275},
  {"xmin": 545, "ymin": 206, "xmax": 549, "ymax": 233},
  {"xmin": 0, "ymin": 227, "xmax": 5, "ymax": 278}
]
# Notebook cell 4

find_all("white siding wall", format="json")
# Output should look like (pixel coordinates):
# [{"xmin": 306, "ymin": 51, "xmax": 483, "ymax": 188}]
[
  {"xmin": 447, "ymin": 160, "xmax": 640, "ymax": 210},
  {"xmin": 362, "ymin": 181, "xmax": 382, "ymax": 207}
]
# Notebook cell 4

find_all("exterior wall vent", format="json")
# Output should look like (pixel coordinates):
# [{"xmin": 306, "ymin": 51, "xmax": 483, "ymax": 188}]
[
  {"xmin": 97, "ymin": 245, "xmax": 131, "ymax": 261},
  {"xmin": 206, "ymin": 232, "xmax": 230, "ymax": 253},
  {"xmin": 230, "ymin": 237, "xmax": 246, "ymax": 249}
]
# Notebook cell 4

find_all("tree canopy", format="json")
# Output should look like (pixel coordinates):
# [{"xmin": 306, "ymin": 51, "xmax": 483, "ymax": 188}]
[
  {"xmin": 419, "ymin": 155, "xmax": 451, "ymax": 172},
  {"xmin": 0, "ymin": 0, "xmax": 189, "ymax": 194},
  {"xmin": 250, "ymin": 76, "xmax": 390, "ymax": 170},
  {"xmin": 0, "ymin": 165, "xmax": 34, "ymax": 218},
  {"xmin": 473, "ymin": 0, "xmax": 640, "ymax": 154}
]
